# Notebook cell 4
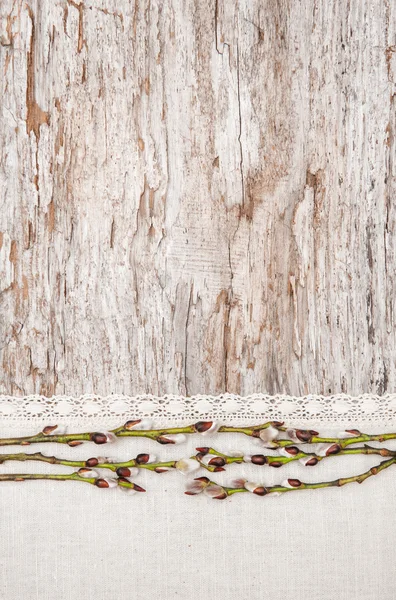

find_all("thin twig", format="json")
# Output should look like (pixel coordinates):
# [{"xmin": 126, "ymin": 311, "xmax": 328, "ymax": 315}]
[
  {"xmin": 185, "ymin": 457, "xmax": 396, "ymax": 499},
  {"xmin": 0, "ymin": 421, "xmax": 395, "ymax": 451},
  {"xmin": 195, "ymin": 444, "xmax": 396, "ymax": 468},
  {"xmin": 0, "ymin": 471, "xmax": 145, "ymax": 491},
  {"xmin": 0, "ymin": 421, "xmax": 278, "ymax": 446},
  {"xmin": 0, "ymin": 451, "xmax": 181, "ymax": 475},
  {"xmin": 1, "ymin": 444, "xmax": 394, "ymax": 476}
]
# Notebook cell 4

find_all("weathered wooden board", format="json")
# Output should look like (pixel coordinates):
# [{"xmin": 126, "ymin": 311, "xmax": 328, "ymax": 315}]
[{"xmin": 0, "ymin": 0, "xmax": 395, "ymax": 396}]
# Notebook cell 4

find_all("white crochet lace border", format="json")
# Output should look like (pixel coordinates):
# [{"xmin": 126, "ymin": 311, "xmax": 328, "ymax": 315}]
[{"xmin": 0, "ymin": 394, "xmax": 395, "ymax": 427}]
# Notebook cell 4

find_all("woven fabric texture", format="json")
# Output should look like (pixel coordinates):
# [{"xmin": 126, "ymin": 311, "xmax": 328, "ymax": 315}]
[{"xmin": 0, "ymin": 395, "xmax": 395, "ymax": 600}]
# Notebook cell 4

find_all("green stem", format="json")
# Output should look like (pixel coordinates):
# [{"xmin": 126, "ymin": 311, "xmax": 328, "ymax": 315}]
[
  {"xmin": 272, "ymin": 432, "xmax": 396, "ymax": 449},
  {"xmin": 0, "ymin": 432, "xmax": 92, "ymax": 447},
  {"xmin": 199, "ymin": 445, "xmax": 396, "ymax": 468},
  {"xmin": 1, "ymin": 445, "xmax": 395, "ymax": 475},
  {"xmin": 1, "ymin": 421, "xmax": 395, "ymax": 450},
  {"xmin": 0, "ymin": 472, "xmax": 137, "ymax": 490},
  {"xmin": 0, "ymin": 450, "xmax": 231, "ymax": 474},
  {"xmin": 218, "ymin": 425, "xmax": 268, "ymax": 435},
  {"xmin": 113, "ymin": 425, "xmax": 197, "ymax": 440},
  {"xmin": 313, "ymin": 432, "xmax": 396, "ymax": 448},
  {"xmin": 0, "ymin": 424, "xmax": 198, "ymax": 447},
  {"xmin": 0, "ymin": 421, "xmax": 282, "ymax": 447},
  {"xmin": 0, "ymin": 452, "xmax": 92, "ymax": 469},
  {"xmin": 209, "ymin": 457, "xmax": 396, "ymax": 498},
  {"xmin": 0, "ymin": 451, "xmax": 179, "ymax": 473}
]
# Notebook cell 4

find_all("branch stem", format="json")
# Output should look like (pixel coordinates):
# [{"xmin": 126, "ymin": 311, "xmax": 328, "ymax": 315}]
[
  {"xmin": 0, "ymin": 472, "xmax": 136, "ymax": 490},
  {"xmin": 199, "ymin": 444, "xmax": 396, "ymax": 468},
  {"xmin": 0, "ymin": 421, "xmax": 395, "ymax": 450},
  {"xmin": 273, "ymin": 432, "xmax": 396, "ymax": 449},
  {"xmin": 208, "ymin": 457, "xmax": 396, "ymax": 498},
  {"xmin": 0, "ymin": 421, "xmax": 279, "ymax": 447},
  {"xmin": 1, "ymin": 445, "xmax": 394, "ymax": 476}
]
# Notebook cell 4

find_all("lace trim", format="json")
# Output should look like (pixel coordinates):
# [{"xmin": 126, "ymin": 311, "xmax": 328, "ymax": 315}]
[{"xmin": 0, "ymin": 394, "xmax": 395, "ymax": 425}]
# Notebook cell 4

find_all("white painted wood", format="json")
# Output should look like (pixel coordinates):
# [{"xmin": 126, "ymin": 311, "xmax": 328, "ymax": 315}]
[{"xmin": 0, "ymin": 0, "xmax": 395, "ymax": 396}]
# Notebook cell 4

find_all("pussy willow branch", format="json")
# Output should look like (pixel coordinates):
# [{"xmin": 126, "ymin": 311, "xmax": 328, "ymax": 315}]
[
  {"xmin": 188, "ymin": 457, "xmax": 396, "ymax": 499},
  {"xmin": 0, "ymin": 451, "xmax": 180, "ymax": 474},
  {"xmin": 0, "ymin": 444, "xmax": 394, "ymax": 475},
  {"xmin": 0, "ymin": 449, "xmax": 235, "ymax": 474},
  {"xmin": 2, "ymin": 458, "xmax": 393, "ymax": 497},
  {"xmin": 196, "ymin": 445, "xmax": 396, "ymax": 468},
  {"xmin": 269, "ymin": 429, "xmax": 396, "ymax": 449},
  {"xmin": 0, "ymin": 471, "xmax": 144, "ymax": 491},
  {"xmin": 0, "ymin": 421, "xmax": 395, "ymax": 448},
  {"xmin": 0, "ymin": 421, "xmax": 278, "ymax": 446}
]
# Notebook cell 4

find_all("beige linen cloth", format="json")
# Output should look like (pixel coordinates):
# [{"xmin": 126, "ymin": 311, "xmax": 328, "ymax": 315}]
[{"xmin": 0, "ymin": 394, "xmax": 395, "ymax": 600}]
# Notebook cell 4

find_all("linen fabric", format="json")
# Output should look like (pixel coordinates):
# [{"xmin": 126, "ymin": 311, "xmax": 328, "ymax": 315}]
[{"xmin": 0, "ymin": 394, "xmax": 395, "ymax": 600}]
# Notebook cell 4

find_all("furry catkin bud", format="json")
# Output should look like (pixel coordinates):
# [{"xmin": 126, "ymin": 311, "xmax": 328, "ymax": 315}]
[
  {"xmin": 282, "ymin": 478, "xmax": 302, "ymax": 488},
  {"xmin": 124, "ymin": 418, "xmax": 153, "ymax": 431},
  {"xmin": 208, "ymin": 456, "xmax": 226, "ymax": 467},
  {"xmin": 231, "ymin": 478, "xmax": 247, "ymax": 488},
  {"xmin": 78, "ymin": 468, "xmax": 99, "ymax": 478},
  {"xmin": 295, "ymin": 429, "xmax": 318, "ymax": 442},
  {"xmin": 268, "ymin": 461, "xmax": 283, "ymax": 468},
  {"xmin": 85, "ymin": 457, "xmax": 99, "ymax": 467},
  {"xmin": 258, "ymin": 425, "xmax": 279, "ymax": 444},
  {"xmin": 116, "ymin": 467, "xmax": 133, "ymax": 478},
  {"xmin": 194, "ymin": 421, "xmax": 219, "ymax": 434},
  {"xmin": 204, "ymin": 484, "xmax": 227, "ymax": 499},
  {"xmin": 157, "ymin": 434, "xmax": 186, "ymax": 445},
  {"xmin": 95, "ymin": 478, "xmax": 110, "ymax": 488},
  {"xmin": 136, "ymin": 453, "xmax": 156, "ymax": 465},
  {"xmin": 326, "ymin": 443, "xmax": 341, "ymax": 456},
  {"xmin": 299, "ymin": 456, "xmax": 319, "ymax": 466},
  {"xmin": 91, "ymin": 433, "xmax": 108, "ymax": 445},
  {"xmin": 194, "ymin": 421, "xmax": 214, "ymax": 433},
  {"xmin": 278, "ymin": 447, "xmax": 299, "ymax": 458},
  {"xmin": 132, "ymin": 483, "xmax": 146, "ymax": 492},
  {"xmin": 251, "ymin": 455, "xmax": 266, "ymax": 465},
  {"xmin": 42, "ymin": 425, "xmax": 58, "ymax": 435},
  {"xmin": 244, "ymin": 481, "xmax": 267, "ymax": 495},
  {"xmin": 288, "ymin": 479, "xmax": 302, "ymax": 487},
  {"xmin": 317, "ymin": 443, "xmax": 341, "ymax": 457},
  {"xmin": 252, "ymin": 486, "xmax": 267, "ymax": 496},
  {"xmin": 95, "ymin": 477, "xmax": 118, "ymax": 489},
  {"xmin": 185, "ymin": 477, "xmax": 210, "ymax": 495},
  {"xmin": 136, "ymin": 453, "xmax": 150, "ymax": 464},
  {"xmin": 123, "ymin": 420, "xmax": 142, "ymax": 430},
  {"xmin": 200, "ymin": 455, "xmax": 224, "ymax": 468},
  {"xmin": 175, "ymin": 459, "xmax": 200, "ymax": 474}
]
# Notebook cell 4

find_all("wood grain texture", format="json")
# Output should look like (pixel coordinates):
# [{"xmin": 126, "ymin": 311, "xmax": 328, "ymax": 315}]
[{"xmin": 0, "ymin": 0, "xmax": 395, "ymax": 397}]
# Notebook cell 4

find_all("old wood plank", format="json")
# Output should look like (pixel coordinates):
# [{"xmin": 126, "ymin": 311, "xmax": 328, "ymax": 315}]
[{"xmin": 0, "ymin": 0, "xmax": 395, "ymax": 396}]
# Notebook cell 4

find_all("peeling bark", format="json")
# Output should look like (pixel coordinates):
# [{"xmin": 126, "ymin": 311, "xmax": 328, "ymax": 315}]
[{"xmin": 0, "ymin": 0, "xmax": 395, "ymax": 396}]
